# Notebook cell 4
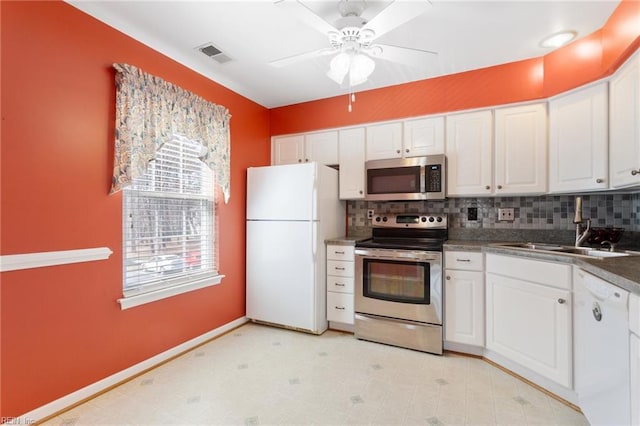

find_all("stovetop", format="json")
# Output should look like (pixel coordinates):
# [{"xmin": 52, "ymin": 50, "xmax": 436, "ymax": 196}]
[{"xmin": 356, "ymin": 213, "xmax": 448, "ymax": 251}]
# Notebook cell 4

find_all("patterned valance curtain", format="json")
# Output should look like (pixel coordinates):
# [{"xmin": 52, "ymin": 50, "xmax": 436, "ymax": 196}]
[{"xmin": 110, "ymin": 63, "xmax": 232, "ymax": 203}]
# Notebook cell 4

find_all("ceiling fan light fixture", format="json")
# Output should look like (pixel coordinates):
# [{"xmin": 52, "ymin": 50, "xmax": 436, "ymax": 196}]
[
  {"xmin": 349, "ymin": 53, "xmax": 375, "ymax": 86},
  {"xmin": 540, "ymin": 30, "xmax": 577, "ymax": 48},
  {"xmin": 327, "ymin": 52, "xmax": 351, "ymax": 84}
]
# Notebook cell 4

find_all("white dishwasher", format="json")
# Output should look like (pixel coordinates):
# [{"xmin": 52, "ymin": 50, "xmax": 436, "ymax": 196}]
[{"xmin": 574, "ymin": 268, "xmax": 631, "ymax": 426}]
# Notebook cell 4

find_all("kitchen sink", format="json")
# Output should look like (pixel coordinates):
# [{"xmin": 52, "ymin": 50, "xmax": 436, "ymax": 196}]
[{"xmin": 490, "ymin": 242, "xmax": 636, "ymax": 259}]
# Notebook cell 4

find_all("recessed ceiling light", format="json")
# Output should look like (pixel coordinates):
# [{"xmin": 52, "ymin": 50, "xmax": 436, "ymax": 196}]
[{"xmin": 540, "ymin": 31, "xmax": 578, "ymax": 48}]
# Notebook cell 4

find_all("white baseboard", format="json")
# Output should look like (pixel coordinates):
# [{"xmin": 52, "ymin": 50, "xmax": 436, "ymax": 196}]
[{"xmin": 19, "ymin": 316, "xmax": 249, "ymax": 423}]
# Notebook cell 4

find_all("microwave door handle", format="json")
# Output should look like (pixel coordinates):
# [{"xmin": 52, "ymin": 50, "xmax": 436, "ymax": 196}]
[{"xmin": 420, "ymin": 166, "xmax": 426, "ymax": 193}]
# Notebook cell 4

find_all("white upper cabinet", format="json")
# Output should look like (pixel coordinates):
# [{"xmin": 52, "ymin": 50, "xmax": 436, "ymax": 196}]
[
  {"xmin": 365, "ymin": 117, "xmax": 445, "ymax": 161},
  {"xmin": 365, "ymin": 122, "xmax": 403, "ymax": 160},
  {"xmin": 273, "ymin": 131, "xmax": 338, "ymax": 165},
  {"xmin": 494, "ymin": 103, "xmax": 547, "ymax": 195},
  {"xmin": 446, "ymin": 104, "xmax": 547, "ymax": 197},
  {"xmin": 445, "ymin": 110, "xmax": 493, "ymax": 196},
  {"xmin": 549, "ymin": 82, "xmax": 608, "ymax": 193},
  {"xmin": 403, "ymin": 116, "xmax": 445, "ymax": 157},
  {"xmin": 273, "ymin": 135, "xmax": 304, "ymax": 165},
  {"xmin": 338, "ymin": 127, "xmax": 366, "ymax": 200},
  {"xmin": 609, "ymin": 51, "xmax": 640, "ymax": 188},
  {"xmin": 305, "ymin": 131, "xmax": 339, "ymax": 165}
]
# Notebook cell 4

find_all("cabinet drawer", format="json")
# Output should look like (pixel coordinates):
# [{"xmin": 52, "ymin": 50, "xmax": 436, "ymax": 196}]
[
  {"xmin": 486, "ymin": 253, "xmax": 571, "ymax": 290},
  {"xmin": 445, "ymin": 251, "xmax": 484, "ymax": 271},
  {"xmin": 327, "ymin": 260, "xmax": 354, "ymax": 277},
  {"xmin": 327, "ymin": 292, "xmax": 354, "ymax": 324},
  {"xmin": 327, "ymin": 245, "xmax": 355, "ymax": 261},
  {"xmin": 327, "ymin": 275, "xmax": 354, "ymax": 293}
]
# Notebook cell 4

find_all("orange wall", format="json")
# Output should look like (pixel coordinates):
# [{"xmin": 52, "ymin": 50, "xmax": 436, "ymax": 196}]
[
  {"xmin": 0, "ymin": 1, "xmax": 271, "ymax": 417},
  {"xmin": 270, "ymin": 0, "xmax": 640, "ymax": 136}
]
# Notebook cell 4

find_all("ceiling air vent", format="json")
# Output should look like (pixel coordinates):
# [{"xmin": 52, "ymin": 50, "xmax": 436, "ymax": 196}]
[{"xmin": 196, "ymin": 43, "xmax": 232, "ymax": 64}]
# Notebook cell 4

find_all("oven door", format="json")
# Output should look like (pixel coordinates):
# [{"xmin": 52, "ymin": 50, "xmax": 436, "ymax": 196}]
[{"xmin": 355, "ymin": 247, "xmax": 442, "ymax": 325}]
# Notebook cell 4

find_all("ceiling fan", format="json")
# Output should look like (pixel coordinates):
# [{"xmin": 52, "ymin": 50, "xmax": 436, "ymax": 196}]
[{"xmin": 270, "ymin": 0, "xmax": 437, "ymax": 88}]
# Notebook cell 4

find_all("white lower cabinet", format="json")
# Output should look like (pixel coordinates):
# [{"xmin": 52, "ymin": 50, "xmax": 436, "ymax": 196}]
[
  {"xmin": 326, "ymin": 244, "xmax": 355, "ymax": 325},
  {"xmin": 631, "ymin": 293, "xmax": 640, "ymax": 426},
  {"xmin": 444, "ymin": 251, "xmax": 485, "ymax": 348},
  {"xmin": 485, "ymin": 254, "xmax": 572, "ymax": 389}
]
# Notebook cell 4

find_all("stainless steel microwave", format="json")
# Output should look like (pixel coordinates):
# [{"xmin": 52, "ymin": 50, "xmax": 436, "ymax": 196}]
[{"xmin": 365, "ymin": 155, "xmax": 446, "ymax": 201}]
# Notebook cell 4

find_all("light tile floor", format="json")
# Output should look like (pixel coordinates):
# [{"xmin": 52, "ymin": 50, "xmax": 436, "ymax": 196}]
[{"xmin": 43, "ymin": 323, "xmax": 589, "ymax": 425}]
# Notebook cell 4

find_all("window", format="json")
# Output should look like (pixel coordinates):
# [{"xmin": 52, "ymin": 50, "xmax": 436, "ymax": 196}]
[{"xmin": 121, "ymin": 135, "xmax": 220, "ymax": 306}]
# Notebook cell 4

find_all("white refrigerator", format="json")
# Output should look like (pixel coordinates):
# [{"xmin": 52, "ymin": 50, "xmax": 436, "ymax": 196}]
[{"xmin": 246, "ymin": 162, "xmax": 345, "ymax": 334}]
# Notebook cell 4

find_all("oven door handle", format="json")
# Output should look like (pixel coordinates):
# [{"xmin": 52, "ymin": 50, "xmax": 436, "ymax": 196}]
[{"xmin": 355, "ymin": 248, "xmax": 441, "ymax": 262}]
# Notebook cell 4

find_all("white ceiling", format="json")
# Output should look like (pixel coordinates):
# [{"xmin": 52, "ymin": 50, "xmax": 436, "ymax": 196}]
[{"xmin": 67, "ymin": 0, "xmax": 620, "ymax": 108}]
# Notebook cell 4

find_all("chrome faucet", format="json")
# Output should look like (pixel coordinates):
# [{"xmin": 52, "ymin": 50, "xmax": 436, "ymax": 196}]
[{"xmin": 574, "ymin": 196, "xmax": 591, "ymax": 247}]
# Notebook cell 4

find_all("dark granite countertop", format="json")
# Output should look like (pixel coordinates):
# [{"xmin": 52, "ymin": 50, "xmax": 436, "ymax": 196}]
[
  {"xmin": 325, "ymin": 236, "xmax": 368, "ymax": 246},
  {"xmin": 445, "ymin": 239, "xmax": 640, "ymax": 295}
]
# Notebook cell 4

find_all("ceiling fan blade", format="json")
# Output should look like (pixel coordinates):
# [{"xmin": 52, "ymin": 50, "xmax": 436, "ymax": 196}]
[
  {"xmin": 269, "ymin": 47, "xmax": 336, "ymax": 68},
  {"xmin": 275, "ymin": 0, "xmax": 339, "ymax": 36},
  {"xmin": 364, "ymin": 43, "xmax": 438, "ymax": 67},
  {"xmin": 362, "ymin": 0, "xmax": 432, "ymax": 40}
]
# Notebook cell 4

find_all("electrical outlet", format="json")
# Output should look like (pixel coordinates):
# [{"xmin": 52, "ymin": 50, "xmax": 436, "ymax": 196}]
[
  {"xmin": 498, "ymin": 208, "xmax": 515, "ymax": 221},
  {"xmin": 367, "ymin": 209, "xmax": 374, "ymax": 220},
  {"xmin": 467, "ymin": 207, "xmax": 478, "ymax": 221}
]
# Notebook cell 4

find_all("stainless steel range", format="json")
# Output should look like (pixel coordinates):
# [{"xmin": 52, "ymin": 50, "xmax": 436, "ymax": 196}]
[{"xmin": 354, "ymin": 213, "xmax": 447, "ymax": 355}]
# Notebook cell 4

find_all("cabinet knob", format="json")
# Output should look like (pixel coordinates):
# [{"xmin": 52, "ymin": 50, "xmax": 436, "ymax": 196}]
[
  {"xmin": 596, "ymin": 178, "xmax": 604, "ymax": 183},
  {"xmin": 632, "ymin": 169, "xmax": 640, "ymax": 176},
  {"xmin": 557, "ymin": 298, "xmax": 566, "ymax": 304},
  {"xmin": 335, "ymin": 306, "xmax": 345, "ymax": 310},
  {"xmin": 359, "ymin": 190, "xmax": 363, "ymax": 194},
  {"xmin": 305, "ymin": 158, "xmax": 309, "ymax": 162},
  {"xmin": 405, "ymin": 149, "xmax": 410, "ymax": 153},
  {"xmin": 497, "ymin": 185, "xmax": 503, "ymax": 190},
  {"xmin": 335, "ymin": 283, "xmax": 345, "ymax": 287},
  {"xmin": 298, "ymin": 159, "xmax": 302, "ymax": 163},
  {"xmin": 334, "ymin": 251, "xmax": 345, "ymax": 255},
  {"xmin": 446, "ymin": 276, "xmax": 451, "ymax": 280},
  {"xmin": 485, "ymin": 185, "xmax": 490, "ymax": 190},
  {"xmin": 396, "ymin": 149, "xmax": 401, "ymax": 154}
]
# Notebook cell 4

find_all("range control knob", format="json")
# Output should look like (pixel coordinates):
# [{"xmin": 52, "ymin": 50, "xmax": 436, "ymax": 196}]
[
  {"xmin": 421, "ymin": 216, "xmax": 427, "ymax": 222},
  {"xmin": 382, "ymin": 216, "xmax": 388, "ymax": 222},
  {"xmin": 375, "ymin": 217, "xmax": 381, "ymax": 222},
  {"xmin": 428, "ymin": 217, "xmax": 435, "ymax": 222},
  {"xmin": 436, "ymin": 216, "xmax": 443, "ymax": 222}
]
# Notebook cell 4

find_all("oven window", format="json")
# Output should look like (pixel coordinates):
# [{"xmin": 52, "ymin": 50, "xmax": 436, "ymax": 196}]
[
  {"xmin": 367, "ymin": 166, "xmax": 421, "ymax": 194},
  {"xmin": 363, "ymin": 259, "xmax": 429, "ymax": 304}
]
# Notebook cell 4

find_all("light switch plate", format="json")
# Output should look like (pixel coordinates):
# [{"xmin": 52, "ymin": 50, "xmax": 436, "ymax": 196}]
[{"xmin": 498, "ymin": 208, "xmax": 515, "ymax": 221}]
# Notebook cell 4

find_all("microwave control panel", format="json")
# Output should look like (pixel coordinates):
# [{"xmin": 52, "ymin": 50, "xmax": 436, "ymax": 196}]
[{"xmin": 426, "ymin": 164, "xmax": 442, "ymax": 193}]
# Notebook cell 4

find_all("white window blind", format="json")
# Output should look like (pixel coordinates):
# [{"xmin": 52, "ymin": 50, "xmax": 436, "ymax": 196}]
[{"xmin": 122, "ymin": 135, "xmax": 217, "ymax": 298}]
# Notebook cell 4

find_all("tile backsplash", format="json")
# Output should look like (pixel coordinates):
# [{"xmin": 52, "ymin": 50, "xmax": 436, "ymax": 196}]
[{"xmin": 347, "ymin": 192, "xmax": 640, "ymax": 246}]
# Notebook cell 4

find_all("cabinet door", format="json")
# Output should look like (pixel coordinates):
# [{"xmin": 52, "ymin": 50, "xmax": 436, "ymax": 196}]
[
  {"xmin": 305, "ymin": 131, "xmax": 338, "ymax": 165},
  {"xmin": 273, "ymin": 135, "xmax": 304, "ymax": 165},
  {"xmin": 366, "ymin": 122, "xmax": 403, "ymax": 160},
  {"xmin": 445, "ymin": 110, "xmax": 493, "ymax": 196},
  {"xmin": 338, "ymin": 127, "xmax": 366, "ymax": 199},
  {"xmin": 403, "ymin": 116, "xmax": 445, "ymax": 157},
  {"xmin": 494, "ymin": 103, "xmax": 547, "ymax": 195},
  {"xmin": 632, "ymin": 333, "xmax": 640, "ymax": 426},
  {"xmin": 610, "ymin": 52, "xmax": 640, "ymax": 188},
  {"xmin": 444, "ymin": 270, "xmax": 484, "ymax": 346},
  {"xmin": 486, "ymin": 272, "xmax": 572, "ymax": 388},
  {"xmin": 549, "ymin": 83, "xmax": 608, "ymax": 192}
]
